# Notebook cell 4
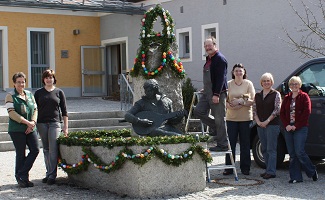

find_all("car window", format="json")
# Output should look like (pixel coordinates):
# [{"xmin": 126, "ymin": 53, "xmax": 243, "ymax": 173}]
[{"xmin": 298, "ymin": 63, "xmax": 325, "ymax": 96}]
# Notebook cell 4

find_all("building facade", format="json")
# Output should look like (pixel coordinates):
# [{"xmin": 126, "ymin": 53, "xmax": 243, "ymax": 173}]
[
  {"xmin": 102, "ymin": 0, "xmax": 314, "ymax": 91},
  {"xmin": 0, "ymin": 0, "xmax": 318, "ymax": 100}
]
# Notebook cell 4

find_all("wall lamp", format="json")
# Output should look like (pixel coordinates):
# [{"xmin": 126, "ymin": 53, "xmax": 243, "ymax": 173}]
[{"xmin": 73, "ymin": 29, "xmax": 80, "ymax": 35}]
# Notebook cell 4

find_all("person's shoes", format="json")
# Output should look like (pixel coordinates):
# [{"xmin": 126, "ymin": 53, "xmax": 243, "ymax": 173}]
[
  {"xmin": 27, "ymin": 180, "xmax": 34, "ymax": 187},
  {"xmin": 47, "ymin": 178, "xmax": 56, "ymax": 185},
  {"xmin": 42, "ymin": 177, "xmax": 48, "ymax": 183},
  {"xmin": 16, "ymin": 176, "xmax": 28, "ymax": 188},
  {"xmin": 263, "ymin": 174, "xmax": 276, "ymax": 179},
  {"xmin": 209, "ymin": 146, "xmax": 228, "ymax": 152},
  {"xmin": 288, "ymin": 180, "xmax": 303, "ymax": 183},
  {"xmin": 260, "ymin": 172, "xmax": 267, "ymax": 177},
  {"xmin": 223, "ymin": 170, "xmax": 233, "ymax": 175},
  {"xmin": 241, "ymin": 170, "xmax": 250, "ymax": 175},
  {"xmin": 312, "ymin": 170, "xmax": 318, "ymax": 181}
]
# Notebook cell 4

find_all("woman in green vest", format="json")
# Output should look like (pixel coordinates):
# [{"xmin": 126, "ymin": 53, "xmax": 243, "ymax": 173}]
[{"xmin": 5, "ymin": 72, "xmax": 39, "ymax": 188}]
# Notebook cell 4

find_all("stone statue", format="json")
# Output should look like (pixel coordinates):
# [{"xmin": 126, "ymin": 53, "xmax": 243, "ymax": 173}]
[
  {"xmin": 124, "ymin": 79, "xmax": 187, "ymax": 136},
  {"xmin": 132, "ymin": 41, "xmax": 184, "ymax": 111}
]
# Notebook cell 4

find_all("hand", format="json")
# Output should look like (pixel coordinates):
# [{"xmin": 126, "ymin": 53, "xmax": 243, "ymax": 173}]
[
  {"xmin": 25, "ymin": 127, "xmax": 33, "ymax": 135},
  {"xmin": 62, "ymin": 127, "xmax": 69, "ymax": 137},
  {"xmin": 227, "ymin": 102, "xmax": 243, "ymax": 110},
  {"xmin": 231, "ymin": 98, "xmax": 241, "ymax": 106},
  {"xmin": 27, "ymin": 120, "xmax": 36, "ymax": 129},
  {"xmin": 212, "ymin": 96, "xmax": 219, "ymax": 104},
  {"xmin": 231, "ymin": 98, "xmax": 245, "ymax": 106},
  {"xmin": 258, "ymin": 121, "xmax": 268, "ymax": 128},
  {"xmin": 286, "ymin": 125, "xmax": 293, "ymax": 132},
  {"xmin": 137, "ymin": 118, "xmax": 153, "ymax": 127},
  {"xmin": 176, "ymin": 109, "xmax": 188, "ymax": 118}
]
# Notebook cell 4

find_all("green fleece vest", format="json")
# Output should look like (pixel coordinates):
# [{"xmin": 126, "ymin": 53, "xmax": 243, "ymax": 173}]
[{"xmin": 8, "ymin": 90, "xmax": 36, "ymax": 132}]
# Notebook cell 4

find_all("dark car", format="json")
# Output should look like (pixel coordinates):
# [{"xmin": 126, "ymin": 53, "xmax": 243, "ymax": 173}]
[{"xmin": 251, "ymin": 57, "xmax": 325, "ymax": 168}]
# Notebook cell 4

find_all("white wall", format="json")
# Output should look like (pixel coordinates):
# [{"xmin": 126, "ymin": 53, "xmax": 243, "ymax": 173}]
[
  {"xmin": 101, "ymin": 0, "xmax": 318, "ymax": 91},
  {"xmin": 159, "ymin": 0, "xmax": 314, "ymax": 91}
]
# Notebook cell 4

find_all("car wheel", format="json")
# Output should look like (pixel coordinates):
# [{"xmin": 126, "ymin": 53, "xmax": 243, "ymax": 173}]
[
  {"xmin": 252, "ymin": 135, "xmax": 266, "ymax": 169},
  {"xmin": 252, "ymin": 134, "xmax": 286, "ymax": 169}
]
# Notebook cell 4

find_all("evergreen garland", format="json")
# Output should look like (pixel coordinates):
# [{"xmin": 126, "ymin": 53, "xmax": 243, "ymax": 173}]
[
  {"xmin": 57, "ymin": 130, "xmax": 212, "ymax": 175},
  {"xmin": 130, "ymin": 4, "xmax": 186, "ymax": 79}
]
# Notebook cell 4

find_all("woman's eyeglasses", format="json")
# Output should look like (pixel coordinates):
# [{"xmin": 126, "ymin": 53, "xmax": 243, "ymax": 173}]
[{"xmin": 15, "ymin": 81, "xmax": 26, "ymax": 84}]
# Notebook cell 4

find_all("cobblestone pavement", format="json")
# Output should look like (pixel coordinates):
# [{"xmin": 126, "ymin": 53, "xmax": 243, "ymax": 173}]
[
  {"xmin": 0, "ymin": 97, "xmax": 324, "ymax": 199},
  {"xmin": 0, "ymin": 148, "xmax": 324, "ymax": 200}
]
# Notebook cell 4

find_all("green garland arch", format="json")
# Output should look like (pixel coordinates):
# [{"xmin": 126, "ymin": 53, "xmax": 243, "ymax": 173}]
[
  {"xmin": 130, "ymin": 4, "xmax": 186, "ymax": 79},
  {"xmin": 58, "ymin": 145, "xmax": 212, "ymax": 175}
]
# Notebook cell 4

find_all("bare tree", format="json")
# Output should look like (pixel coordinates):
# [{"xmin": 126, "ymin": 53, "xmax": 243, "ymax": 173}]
[{"xmin": 284, "ymin": 0, "xmax": 325, "ymax": 58}]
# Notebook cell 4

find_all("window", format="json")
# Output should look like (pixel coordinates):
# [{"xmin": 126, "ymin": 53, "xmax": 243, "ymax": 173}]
[
  {"xmin": 180, "ymin": 32, "xmax": 190, "ymax": 58},
  {"xmin": 201, "ymin": 23, "xmax": 219, "ymax": 60},
  {"xmin": 0, "ymin": 30, "xmax": 2, "ymax": 89},
  {"xmin": 27, "ymin": 28, "xmax": 55, "ymax": 89},
  {"xmin": 0, "ymin": 26, "xmax": 8, "ymax": 90},
  {"xmin": 298, "ymin": 63, "xmax": 325, "ymax": 96},
  {"xmin": 176, "ymin": 27, "xmax": 192, "ymax": 62},
  {"xmin": 30, "ymin": 31, "xmax": 49, "ymax": 88}
]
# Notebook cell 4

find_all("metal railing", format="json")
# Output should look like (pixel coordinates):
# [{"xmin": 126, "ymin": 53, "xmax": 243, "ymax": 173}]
[{"xmin": 119, "ymin": 73, "xmax": 134, "ymax": 111}]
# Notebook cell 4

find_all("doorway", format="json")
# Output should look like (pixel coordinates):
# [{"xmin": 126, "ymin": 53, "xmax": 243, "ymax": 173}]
[
  {"xmin": 106, "ymin": 42, "xmax": 127, "ymax": 97},
  {"xmin": 81, "ymin": 46, "xmax": 106, "ymax": 96}
]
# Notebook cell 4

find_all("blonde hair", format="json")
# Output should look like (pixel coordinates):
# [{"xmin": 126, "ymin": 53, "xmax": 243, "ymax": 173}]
[
  {"xmin": 288, "ymin": 76, "xmax": 302, "ymax": 87},
  {"xmin": 260, "ymin": 72, "xmax": 274, "ymax": 87}
]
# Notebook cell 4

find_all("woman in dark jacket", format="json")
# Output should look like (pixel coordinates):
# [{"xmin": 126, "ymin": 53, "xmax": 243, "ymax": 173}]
[
  {"xmin": 253, "ymin": 73, "xmax": 281, "ymax": 179},
  {"xmin": 280, "ymin": 76, "xmax": 318, "ymax": 183}
]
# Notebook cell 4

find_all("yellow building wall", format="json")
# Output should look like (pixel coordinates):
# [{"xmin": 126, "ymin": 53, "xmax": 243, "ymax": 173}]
[{"xmin": 0, "ymin": 11, "xmax": 100, "ymax": 87}]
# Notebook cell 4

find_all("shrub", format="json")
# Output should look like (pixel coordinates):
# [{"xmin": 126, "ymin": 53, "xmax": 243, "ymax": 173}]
[{"xmin": 182, "ymin": 78, "xmax": 197, "ymax": 111}]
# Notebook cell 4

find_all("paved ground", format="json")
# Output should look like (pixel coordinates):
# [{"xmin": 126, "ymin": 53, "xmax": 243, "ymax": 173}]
[{"xmin": 0, "ymin": 97, "xmax": 324, "ymax": 199}]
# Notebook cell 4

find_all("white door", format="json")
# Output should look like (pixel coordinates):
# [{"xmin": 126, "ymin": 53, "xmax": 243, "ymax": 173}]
[{"xmin": 81, "ymin": 46, "xmax": 106, "ymax": 96}]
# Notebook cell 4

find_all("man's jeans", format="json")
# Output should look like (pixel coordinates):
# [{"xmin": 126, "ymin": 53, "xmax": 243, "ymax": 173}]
[
  {"xmin": 37, "ymin": 122, "xmax": 61, "ymax": 180},
  {"xmin": 9, "ymin": 131, "xmax": 40, "ymax": 181},
  {"xmin": 194, "ymin": 92, "xmax": 228, "ymax": 148},
  {"xmin": 257, "ymin": 125, "xmax": 280, "ymax": 175},
  {"xmin": 225, "ymin": 120, "xmax": 251, "ymax": 172},
  {"xmin": 284, "ymin": 126, "xmax": 316, "ymax": 181}
]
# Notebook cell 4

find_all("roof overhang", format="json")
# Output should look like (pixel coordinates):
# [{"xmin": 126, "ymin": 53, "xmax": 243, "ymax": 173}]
[{"xmin": 0, "ymin": 0, "xmax": 145, "ymax": 15}]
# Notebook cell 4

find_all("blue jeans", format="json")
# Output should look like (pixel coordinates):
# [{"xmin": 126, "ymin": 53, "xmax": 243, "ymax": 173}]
[
  {"xmin": 37, "ymin": 122, "xmax": 61, "ymax": 179},
  {"xmin": 257, "ymin": 125, "xmax": 280, "ymax": 175},
  {"xmin": 194, "ymin": 92, "xmax": 228, "ymax": 148},
  {"xmin": 225, "ymin": 121, "xmax": 251, "ymax": 172},
  {"xmin": 9, "ymin": 131, "xmax": 40, "ymax": 181},
  {"xmin": 284, "ymin": 126, "xmax": 316, "ymax": 181}
]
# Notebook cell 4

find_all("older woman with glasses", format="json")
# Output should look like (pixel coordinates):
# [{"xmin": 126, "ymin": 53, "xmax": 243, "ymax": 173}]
[
  {"xmin": 5, "ymin": 72, "xmax": 39, "ymax": 187},
  {"xmin": 253, "ymin": 73, "xmax": 281, "ymax": 179},
  {"xmin": 280, "ymin": 76, "xmax": 318, "ymax": 183}
]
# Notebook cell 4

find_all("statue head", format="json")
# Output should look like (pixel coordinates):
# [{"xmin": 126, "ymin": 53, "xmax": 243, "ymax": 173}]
[{"xmin": 143, "ymin": 79, "xmax": 160, "ymax": 98}]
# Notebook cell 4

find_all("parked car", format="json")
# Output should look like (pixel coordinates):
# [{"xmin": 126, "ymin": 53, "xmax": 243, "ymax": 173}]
[{"xmin": 251, "ymin": 57, "xmax": 325, "ymax": 168}]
